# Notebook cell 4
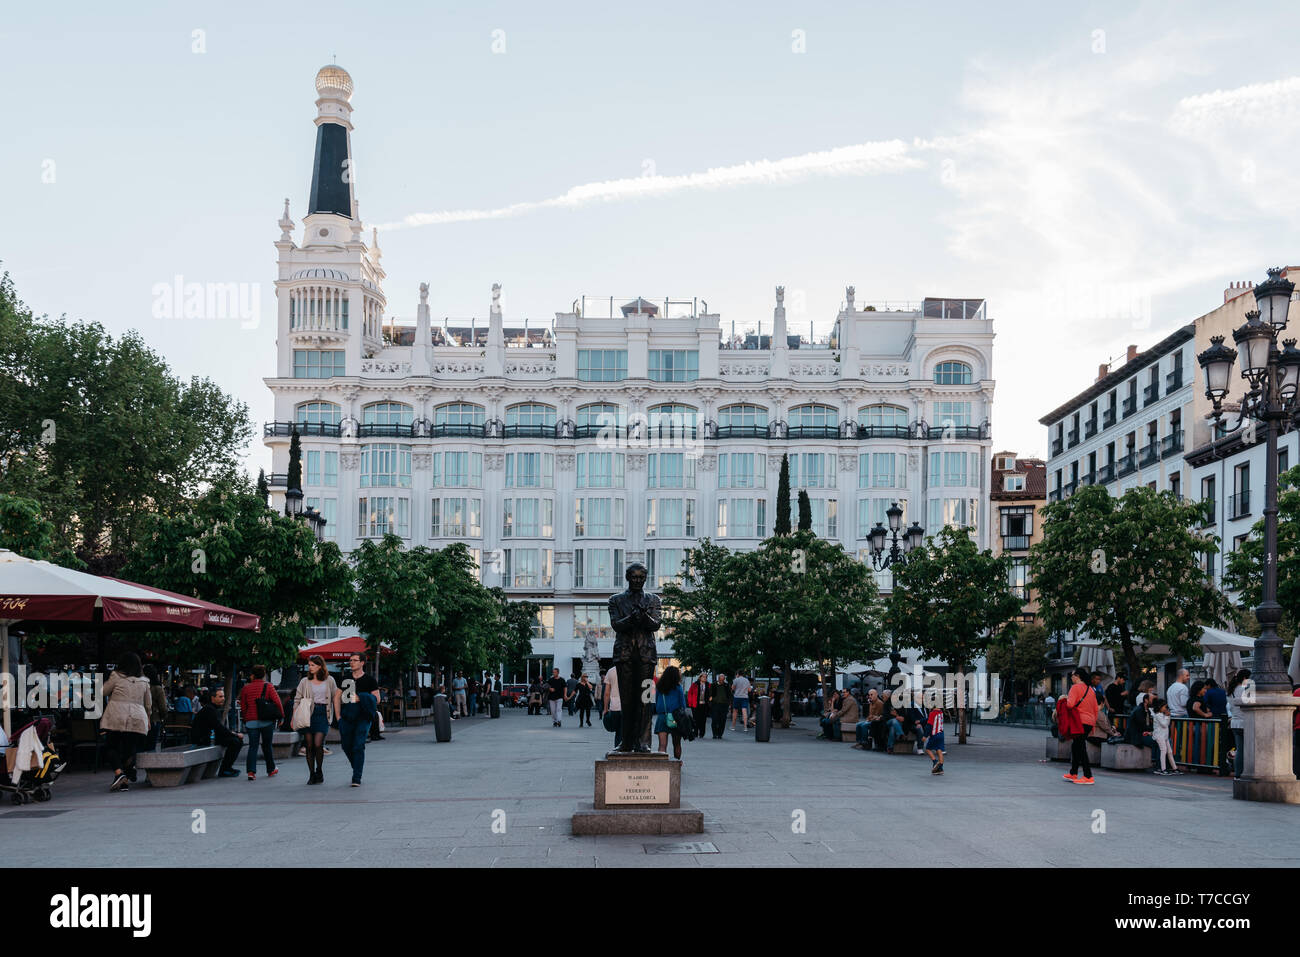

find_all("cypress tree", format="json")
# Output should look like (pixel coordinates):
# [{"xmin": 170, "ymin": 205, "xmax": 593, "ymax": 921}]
[
  {"xmin": 287, "ymin": 429, "xmax": 303, "ymax": 490},
  {"xmin": 256, "ymin": 468, "xmax": 269, "ymax": 505},
  {"xmin": 797, "ymin": 489, "xmax": 812, "ymax": 532},
  {"xmin": 775, "ymin": 453, "xmax": 792, "ymax": 535}
]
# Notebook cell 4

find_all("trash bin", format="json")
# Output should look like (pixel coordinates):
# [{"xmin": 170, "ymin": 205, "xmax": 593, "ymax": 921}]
[
  {"xmin": 755, "ymin": 695, "xmax": 772, "ymax": 742},
  {"xmin": 489, "ymin": 692, "xmax": 501, "ymax": 719},
  {"xmin": 433, "ymin": 694, "xmax": 453, "ymax": 742}
]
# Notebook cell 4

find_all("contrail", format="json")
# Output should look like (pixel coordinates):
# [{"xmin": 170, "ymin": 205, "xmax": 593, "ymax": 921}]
[{"xmin": 374, "ymin": 138, "xmax": 926, "ymax": 231}]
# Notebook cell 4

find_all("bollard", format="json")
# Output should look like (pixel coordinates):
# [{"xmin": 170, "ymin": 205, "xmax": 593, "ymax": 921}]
[
  {"xmin": 489, "ymin": 691, "xmax": 501, "ymax": 719},
  {"xmin": 755, "ymin": 695, "xmax": 772, "ymax": 742},
  {"xmin": 432, "ymin": 693, "xmax": 453, "ymax": 742}
]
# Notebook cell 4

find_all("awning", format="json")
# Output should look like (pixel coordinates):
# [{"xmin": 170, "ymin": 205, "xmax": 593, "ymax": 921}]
[
  {"xmin": 299, "ymin": 636, "xmax": 393, "ymax": 661},
  {"xmin": 103, "ymin": 579, "xmax": 260, "ymax": 632}
]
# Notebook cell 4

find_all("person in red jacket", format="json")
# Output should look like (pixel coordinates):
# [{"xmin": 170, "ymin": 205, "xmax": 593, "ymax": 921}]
[
  {"xmin": 238, "ymin": 665, "xmax": 284, "ymax": 781},
  {"xmin": 1063, "ymin": 668, "xmax": 1098, "ymax": 785}
]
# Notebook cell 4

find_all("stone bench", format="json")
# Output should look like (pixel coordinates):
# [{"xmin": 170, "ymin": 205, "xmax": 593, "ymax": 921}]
[
  {"xmin": 136, "ymin": 745, "xmax": 231, "ymax": 787},
  {"xmin": 404, "ymin": 708, "xmax": 432, "ymax": 727},
  {"xmin": 1101, "ymin": 741, "xmax": 1150, "ymax": 771},
  {"xmin": 1045, "ymin": 735, "xmax": 1102, "ymax": 765},
  {"xmin": 271, "ymin": 731, "xmax": 300, "ymax": 761}
]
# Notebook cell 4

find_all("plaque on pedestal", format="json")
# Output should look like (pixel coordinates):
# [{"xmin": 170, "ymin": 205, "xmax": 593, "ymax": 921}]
[{"xmin": 571, "ymin": 754, "xmax": 703, "ymax": 834}]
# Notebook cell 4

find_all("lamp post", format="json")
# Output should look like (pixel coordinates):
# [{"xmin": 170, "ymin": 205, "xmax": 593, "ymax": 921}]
[
  {"xmin": 1197, "ymin": 266, "xmax": 1300, "ymax": 804},
  {"xmin": 868, "ymin": 502, "xmax": 926, "ymax": 688}
]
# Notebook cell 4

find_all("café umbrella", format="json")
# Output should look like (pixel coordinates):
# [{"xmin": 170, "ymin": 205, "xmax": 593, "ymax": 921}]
[{"xmin": 0, "ymin": 549, "xmax": 212, "ymax": 735}]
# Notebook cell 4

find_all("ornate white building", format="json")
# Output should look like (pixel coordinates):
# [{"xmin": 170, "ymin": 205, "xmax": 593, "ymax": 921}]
[{"xmin": 265, "ymin": 66, "xmax": 998, "ymax": 679}]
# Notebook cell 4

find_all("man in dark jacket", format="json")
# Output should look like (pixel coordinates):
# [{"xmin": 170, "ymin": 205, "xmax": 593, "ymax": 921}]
[
  {"xmin": 190, "ymin": 688, "xmax": 244, "ymax": 777},
  {"xmin": 1105, "ymin": 676, "xmax": 1128, "ymax": 715},
  {"xmin": 1126, "ymin": 695, "xmax": 1159, "ymax": 769}
]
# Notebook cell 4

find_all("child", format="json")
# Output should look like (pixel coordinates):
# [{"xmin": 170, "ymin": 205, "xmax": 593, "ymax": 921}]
[
  {"xmin": 924, "ymin": 704, "xmax": 946, "ymax": 775},
  {"xmin": 1152, "ymin": 698, "xmax": 1179, "ymax": 775}
]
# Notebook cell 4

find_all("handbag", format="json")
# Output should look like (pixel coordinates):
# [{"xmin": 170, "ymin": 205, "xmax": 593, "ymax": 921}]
[
  {"xmin": 602, "ymin": 710, "xmax": 620, "ymax": 733},
  {"xmin": 255, "ymin": 681, "xmax": 280, "ymax": 721},
  {"xmin": 291, "ymin": 686, "xmax": 314, "ymax": 731}
]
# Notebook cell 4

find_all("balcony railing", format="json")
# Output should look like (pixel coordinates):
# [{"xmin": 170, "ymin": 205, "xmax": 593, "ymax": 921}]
[
  {"xmin": 925, "ymin": 424, "xmax": 989, "ymax": 441},
  {"xmin": 1166, "ymin": 369, "xmax": 1183, "ymax": 391},
  {"xmin": 1139, "ymin": 443, "xmax": 1159, "ymax": 467},
  {"xmin": 1049, "ymin": 488, "xmax": 1062, "ymax": 502},
  {"xmin": 1067, "ymin": 428, "xmax": 1080, "ymax": 447},
  {"xmin": 1102, "ymin": 408, "xmax": 1117, "ymax": 429},
  {"xmin": 1051, "ymin": 438, "xmax": 1063, "ymax": 456},
  {"xmin": 1097, "ymin": 462, "xmax": 1116, "ymax": 484},
  {"xmin": 359, "ymin": 423, "xmax": 417, "ymax": 438},
  {"xmin": 785, "ymin": 425, "xmax": 841, "ymax": 440},
  {"xmin": 1122, "ymin": 396, "xmax": 1137, "ymax": 418},
  {"xmin": 1200, "ymin": 499, "xmax": 1216, "ymax": 527},
  {"xmin": 1161, "ymin": 429, "xmax": 1184, "ymax": 458},
  {"xmin": 264, "ymin": 421, "xmax": 342, "ymax": 438},
  {"xmin": 268, "ymin": 473, "xmax": 288, "ymax": 487},
  {"xmin": 1143, "ymin": 384, "xmax": 1159, "ymax": 407},
  {"xmin": 1229, "ymin": 491, "xmax": 1251, "ymax": 520},
  {"xmin": 1081, "ymin": 471, "xmax": 1097, "ymax": 486},
  {"xmin": 1002, "ymin": 534, "xmax": 1031, "ymax": 551},
  {"xmin": 1117, "ymin": 452, "xmax": 1136, "ymax": 477},
  {"xmin": 1063, "ymin": 480, "xmax": 1078, "ymax": 496},
  {"xmin": 855, "ymin": 425, "xmax": 913, "ymax": 440},
  {"xmin": 430, "ymin": 423, "xmax": 487, "ymax": 438},
  {"xmin": 1084, "ymin": 419, "xmax": 1098, "ymax": 438},
  {"xmin": 502, "ymin": 424, "xmax": 559, "ymax": 439},
  {"xmin": 714, "ymin": 425, "xmax": 768, "ymax": 439},
  {"xmin": 574, "ymin": 424, "xmax": 626, "ymax": 439}
]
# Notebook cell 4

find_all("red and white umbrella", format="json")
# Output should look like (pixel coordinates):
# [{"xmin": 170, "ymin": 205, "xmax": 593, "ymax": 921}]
[
  {"xmin": 299, "ymin": 635, "xmax": 393, "ymax": 661},
  {"xmin": 0, "ymin": 549, "xmax": 213, "ymax": 734}
]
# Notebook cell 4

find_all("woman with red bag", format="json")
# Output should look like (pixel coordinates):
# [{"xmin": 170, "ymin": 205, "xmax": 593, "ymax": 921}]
[{"xmin": 1060, "ymin": 668, "xmax": 1098, "ymax": 785}]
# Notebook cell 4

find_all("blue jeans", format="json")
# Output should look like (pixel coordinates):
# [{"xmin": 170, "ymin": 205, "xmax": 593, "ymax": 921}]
[
  {"xmin": 338, "ymin": 718, "xmax": 369, "ymax": 783},
  {"xmin": 885, "ymin": 718, "xmax": 904, "ymax": 750},
  {"xmin": 820, "ymin": 717, "xmax": 840, "ymax": 740},
  {"xmin": 468, "ymin": 694, "xmax": 477, "ymax": 715},
  {"xmin": 1135, "ymin": 735, "xmax": 1159, "ymax": 766},
  {"xmin": 855, "ymin": 721, "xmax": 870, "ymax": 745},
  {"xmin": 245, "ymin": 720, "xmax": 277, "ymax": 773}
]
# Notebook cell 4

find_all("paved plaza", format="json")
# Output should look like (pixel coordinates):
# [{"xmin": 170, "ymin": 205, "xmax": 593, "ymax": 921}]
[{"xmin": 5, "ymin": 711, "xmax": 1297, "ymax": 868}]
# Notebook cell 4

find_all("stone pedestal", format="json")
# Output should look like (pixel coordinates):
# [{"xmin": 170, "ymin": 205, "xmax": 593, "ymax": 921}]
[
  {"xmin": 1234, "ymin": 693, "xmax": 1300, "ymax": 804},
  {"xmin": 571, "ymin": 752, "xmax": 703, "ymax": 835}
]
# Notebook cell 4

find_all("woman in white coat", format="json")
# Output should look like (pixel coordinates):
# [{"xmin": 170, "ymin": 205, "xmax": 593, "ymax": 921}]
[{"xmin": 100, "ymin": 652, "xmax": 152, "ymax": 792}]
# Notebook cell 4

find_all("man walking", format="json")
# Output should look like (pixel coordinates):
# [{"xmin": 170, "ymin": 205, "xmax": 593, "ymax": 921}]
[
  {"xmin": 566, "ymin": 672, "xmax": 580, "ymax": 717},
  {"xmin": 335, "ymin": 653, "xmax": 379, "ymax": 787},
  {"xmin": 547, "ymin": 667, "xmax": 569, "ymax": 727},
  {"xmin": 730, "ymin": 672, "xmax": 752, "ymax": 732},
  {"xmin": 452, "ymin": 672, "xmax": 468, "ymax": 717}
]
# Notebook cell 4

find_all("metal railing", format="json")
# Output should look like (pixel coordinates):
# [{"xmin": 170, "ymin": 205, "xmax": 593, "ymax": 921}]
[
  {"xmin": 1067, "ymin": 428, "xmax": 1080, "ymax": 447},
  {"xmin": 1084, "ymin": 419, "xmax": 1098, "ymax": 438},
  {"xmin": 1229, "ymin": 491, "xmax": 1251, "ymax": 519},
  {"xmin": 1117, "ymin": 452, "xmax": 1136, "ymax": 476},
  {"xmin": 1166, "ymin": 369, "xmax": 1183, "ymax": 391},
  {"xmin": 264, "ymin": 421, "xmax": 342, "ymax": 438},
  {"xmin": 1102, "ymin": 408, "xmax": 1117, "ymax": 428},
  {"xmin": 1097, "ymin": 463, "xmax": 1116, "ymax": 484},
  {"xmin": 1122, "ymin": 395, "xmax": 1137, "ymax": 417},
  {"xmin": 359, "ymin": 423, "xmax": 417, "ymax": 438},
  {"xmin": 1051, "ymin": 438, "xmax": 1063, "ymax": 456},
  {"xmin": 1143, "ymin": 383, "xmax": 1159, "ymax": 407},
  {"xmin": 573, "ymin": 296, "xmax": 704, "ymax": 319},
  {"xmin": 1161, "ymin": 429, "xmax": 1184, "ymax": 457},
  {"xmin": 1001, "ymin": 534, "xmax": 1031, "ymax": 551},
  {"xmin": 1139, "ymin": 443, "xmax": 1159, "ymax": 467}
]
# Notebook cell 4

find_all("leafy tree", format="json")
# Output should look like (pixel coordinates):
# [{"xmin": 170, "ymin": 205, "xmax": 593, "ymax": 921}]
[
  {"xmin": 797, "ymin": 489, "xmax": 812, "ymax": 532},
  {"xmin": 0, "ymin": 493, "xmax": 82, "ymax": 567},
  {"xmin": 985, "ymin": 621, "xmax": 1052, "ymax": 702},
  {"xmin": 123, "ymin": 484, "xmax": 353, "ymax": 710},
  {"xmin": 888, "ymin": 526, "xmax": 1024, "ymax": 742},
  {"xmin": 775, "ymin": 453, "xmax": 792, "ymax": 535},
  {"xmin": 1030, "ymin": 484, "xmax": 1233, "ymax": 685},
  {"xmin": 715, "ymin": 530, "xmax": 884, "ymax": 726},
  {"xmin": 661, "ymin": 539, "xmax": 737, "ymax": 675},
  {"xmin": 287, "ymin": 430, "xmax": 302, "ymax": 491},
  {"xmin": 0, "ymin": 271, "xmax": 252, "ymax": 568},
  {"xmin": 349, "ymin": 536, "xmax": 440, "ymax": 687},
  {"xmin": 1223, "ymin": 464, "xmax": 1300, "ymax": 635},
  {"xmin": 256, "ymin": 469, "xmax": 269, "ymax": 505}
]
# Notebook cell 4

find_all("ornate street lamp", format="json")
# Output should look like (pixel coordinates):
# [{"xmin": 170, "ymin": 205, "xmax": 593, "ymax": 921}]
[
  {"xmin": 1196, "ymin": 266, "xmax": 1300, "ymax": 804},
  {"xmin": 284, "ymin": 486, "xmax": 304, "ymax": 518},
  {"xmin": 868, "ymin": 502, "xmax": 926, "ymax": 664}
]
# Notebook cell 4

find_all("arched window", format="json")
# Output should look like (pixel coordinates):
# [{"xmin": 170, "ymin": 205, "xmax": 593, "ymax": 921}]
[
  {"xmin": 434, "ymin": 402, "xmax": 486, "ymax": 426},
  {"xmin": 788, "ymin": 404, "xmax": 838, "ymax": 428},
  {"xmin": 648, "ymin": 403, "xmax": 697, "ymax": 434},
  {"xmin": 362, "ymin": 402, "xmax": 414, "ymax": 425},
  {"xmin": 933, "ymin": 361, "xmax": 973, "ymax": 385},
  {"xmin": 577, "ymin": 403, "xmax": 625, "ymax": 428},
  {"xmin": 858, "ymin": 404, "xmax": 909, "ymax": 429},
  {"xmin": 506, "ymin": 403, "xmax": 557, "ymax": 427},
  {"xmin": 296, "ymin": 401, "xmax": 341, "ymax": 425},
  {"xmin": 717, "ymin": 404, "xmax": 768, "ymax": 428}
]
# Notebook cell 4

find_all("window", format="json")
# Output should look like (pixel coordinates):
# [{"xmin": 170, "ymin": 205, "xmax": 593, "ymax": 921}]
[
  {"xmin": 431, "ymin": 497, "xmax": 481, "ymax": 538},
  {"xmin": 928, "ymin": 497, "xmax": 977, "ymax": 532},
  {"xmin": 719, "ymin": 452, "xmax": 766, "ymax": 489},
  {"xmin": 1008, "ymin": 559, "xmax": 1030, "ymax": 601},
  {"xmin": 503, "ymin": 549, "xmax": 553, "ymax": 588},
  {"xmin": 296, "ymin": 402, "xmax": 341, "ymax": 425},
  {"xmin": 360, "ymin": 444, "xmax": 412, "ymax": 488},
  {"xmin": 577, "ymin": 452, "xmax": 625, "ymax": 488},
  {"xmin": 858, "ymin": 452, "xmax": 906, "ymax": 490},
  {"xmin": 577, "ymin": 350, "xmax": 628, "ymax": 382},
  {"xmin": 574, "ymin": 497, "xmax": 625, "ymax": 538},
  {"xmin": 928, "ymin": 451, "xmax": 969, "ymax": 487},
  {"xmin": 574, "ymin": 548, "xmax": 625, "ymax": 589},
  {"xmin": 997, "ymin": 456, "xmax": 1016, "ymax": 470},
  {"xmin": 648, "ymin": 350, "xmax": 699, "ymax": 382},
  {"xmin": 305, "ymin": 450, "xmax": 338, "ymax": 487},
  {"xmin": 506, "ymin": 453, "xmax": 554, "ymax": 488},
  {"xmin": 859, "ymin": 404, "xmax": 909, "ymax": 429},
  {"xmin": 648, "ymin": 403, "xmax": 698, "ymax": 435},
  {"xmin": 362, "ymin": 402, "xmax": 413, "ymax": 425},
  {"xmin": 786, "ymin": 498, "xmax": 837, "ymax": 537},
  {"xmin": 933, "ymin": 361, "xmax": 973, "ymax": 385},
  {"xmin": 577, "ymin": 403, "xmax": 625, "ymax": 431},
  {"xmin": 505, "ymin": 403, "xmax": 557, "ymax": 427},
  {"xmin": 304, "ymin": 497, "xmax": 336, "ymax": 539},
  {"xmin": 502, "ymin": 498, "xmax": 553, "ymax": 538},
  {"xmin": 648, "ymin": 453, "xmax": 696, "ymax": 489},
  {"xmin": 1004, "ymin": 475, "xmax": 1025, "ymax": 492},
  {"xmin": 434, "ymin": 402, "xmax": 486, "ymax": 426},
  {"xmin": 1000, "ymin": 506, "xmax": 1032, "ymax": 548},
  {"xmin": 717, "ymin": 498, "xmax": 767, "ymax": 538},
  {"xmin": 530, "ymin": 607, "xmax": 554, "ymax": 642},
  {"xmin": 717, "ymin": 404, "xmax": 768, "ymax": 429},
  {"xmin": 857, "ymin": 498, "xmax": 907, "ymax": 538},
  {"xmin": 788, "ymin": 453, "xmax": 831, "ymax": 489},
  {"xmin": 646, "ymin": 548, "xmax": 688, "ymax": 587},
  {"xmin": 574, "ymin": 606, "xmax": 614, "ymax": 644},
  {"xmin": 646, "ymin": 498, "xmax": 696, "ymax": 538},
  {"xmin": 357, "ymin": 496, "xmax": 410, "ymax": 538},
  {"xmin": 432, "ymin": 451, "xmax": 483, "ymax": 488},
  {"xmin": 1281, "ymin": 448, "xmax": 1291, "ymax": 476},
  {"xmin": 292, "ymin": 350, "xmax": 345, "ymax": 378},
  {"xmin": 789, "ymin": 404, "xmax": 838, "ymax": 429},
  {"xmin": 933, "ymin": 401, "xmax": 972, "ymax": 428}
]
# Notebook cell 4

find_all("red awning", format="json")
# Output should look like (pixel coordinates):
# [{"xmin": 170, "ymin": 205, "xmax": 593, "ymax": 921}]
[
  {"xmin": 299, "ymin": 636, "xmax": 393, "ymax": 661},
  {"xmin": 103, "ymin": 579, "xmax": 260, "ymax": 632}
]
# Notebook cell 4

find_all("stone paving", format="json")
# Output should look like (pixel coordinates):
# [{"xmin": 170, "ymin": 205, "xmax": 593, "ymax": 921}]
[{"xmin": 3, "ymin": 709, "xmax": 1297, "ymax": 867}]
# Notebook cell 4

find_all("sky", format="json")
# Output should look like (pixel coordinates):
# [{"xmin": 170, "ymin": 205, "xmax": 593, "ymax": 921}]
[{"xmin": 4, "ymin": 0, "xmax": 1299, "ymax": 478}]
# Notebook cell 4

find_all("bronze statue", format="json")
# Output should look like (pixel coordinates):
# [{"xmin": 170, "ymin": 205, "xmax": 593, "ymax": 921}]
[{"xmin": 608, "ymin": 562, "xmax": 661, "ymax": 753}]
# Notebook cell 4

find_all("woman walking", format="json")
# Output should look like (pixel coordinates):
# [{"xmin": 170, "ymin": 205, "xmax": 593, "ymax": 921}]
[
  {"xmin": 710, "ymin": 673, "xmax": 729, "ymax": 739},
  {"xmin": 574, "ymin": 674, "xmax": 595, "ymax": 727},
  {"xmin": 654, "ymin": 666, "xmax": 689, "ymax": 760},
  {"xmin": 238, "ymin": 664, "xmax": 284, "ymax": 780},
  {"xmin": 293, "ymin": 655, "xmax": 338, "ymax": 785},
  {"xmin": 101, "ymin": 653, "xmax": 152, "ymax": 792},
  {"xmin": 1061, "ymin": 667, "xmax": 1097, "ymax": 785},
  {"xmin": 1227, "ymin": 669, "xmax": 1251, "ymax": 779}
]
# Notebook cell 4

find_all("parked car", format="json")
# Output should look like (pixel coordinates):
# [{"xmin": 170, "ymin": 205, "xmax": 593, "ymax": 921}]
[{"xmin": 499, "ymin": 684, "xmax": 529, "ymax": 707}]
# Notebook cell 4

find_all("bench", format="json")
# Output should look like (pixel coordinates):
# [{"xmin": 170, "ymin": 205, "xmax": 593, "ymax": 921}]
[
  {"xmin": 404, "ymin": 708, "xmax": 432, "ymax": 727},
  {"xmin": 1101, "ymin": 741, "xmax": 1151, "ymax": 771},
  {"xmin": 1046, "ymin": 735, "xmax": 1104, "ymax": 764},
  {"xmin": 136, "ymin": 745, "xmax": 234, "ymax": 787}
]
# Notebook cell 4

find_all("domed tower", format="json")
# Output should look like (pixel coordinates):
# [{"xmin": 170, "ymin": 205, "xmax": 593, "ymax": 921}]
[{"xmin": 308, "ymin": 64, "xmax": 356, "ymax": 220}]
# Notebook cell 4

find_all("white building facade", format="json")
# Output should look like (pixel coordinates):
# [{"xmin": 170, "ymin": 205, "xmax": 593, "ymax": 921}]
[{"xmin": 265, "ymin": 66, "xmax": 998, "ymax": 677}]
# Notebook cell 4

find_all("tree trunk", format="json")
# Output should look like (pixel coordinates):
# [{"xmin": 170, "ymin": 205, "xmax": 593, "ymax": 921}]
[
  {"xmin": 222, "ymin": 658, "xmax": 236, "ymax": 726},
  {"xmin": 781, "ymin": 659, "xmax": 792, "ymax": 728}
]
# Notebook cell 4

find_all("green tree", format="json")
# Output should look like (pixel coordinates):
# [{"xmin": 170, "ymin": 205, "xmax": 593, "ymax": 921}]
[
  {"xmin": 715, "ymin": 530, "xmax": 883, "ymax": 726},
  {"xmin": 256, "ymin": 468, "xmax": 269, "ymax": 505},
  {"xmin": 0, "ymin": 271, "xmax": 252, "ymax": 569},
  {"xmin": 123, "ymin": 484, "xmax": 353, "ymax": 710},
  {"xmin": 985, "ymin": 621, "xmax": 1052, "ymax": 702},
  {"xmin": 349, "ymin": 536, "xmax": 440, "ymax": 688},
  {"xmin": 287, "ymin": 430, "xmax": 302, "ymax": 491},
  {"xmin": 1030, "ymin": 484, "xmax": 1233, "ymax": 685},
  {"xmin": 797, "ymin": 489, "xmax": 812, "ymax": 532},
  {"xmin": 775, "ymin": 453, "xmax": 792, "ymax": 535},
  {"xmin": 888, "ymin": 526, "xmax": 1024, "ymax": 743},
  {"xmin": 661, "ymin": 538, "xmax": 737, "ymax": 674},
  {"xmin": 484, "ymin": 589, "xmax": 538, "ymax": 677},
  {"xmin": 1223, "ymin": 464, "xmax": 1300, "ymax": 635},
  {"xmin": 0, "ymin": 493, "xmax": 82, "ymax": 567}
]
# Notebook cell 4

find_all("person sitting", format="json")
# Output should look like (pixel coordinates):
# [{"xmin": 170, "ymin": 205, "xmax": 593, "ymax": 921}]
[
  {"xmin": 852, "ymin": 689, "xmax": 884, "ymax": 750},
  {"xmin": 1126, "ymin": 693, "xmax": 1159, "ymax": 769},
  {"xmin": 819, "ymin": 689, "xmax": 858, "ymax": 741},
  {"xmin": 871, "ymin": 690, "xmax": 897, "ymax": 752},
  {"xmin": 190, "ymin": 688, "xmax": 244, "ymax": 778}
]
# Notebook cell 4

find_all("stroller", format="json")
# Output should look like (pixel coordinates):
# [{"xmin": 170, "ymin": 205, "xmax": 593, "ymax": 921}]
[{"xmin": 2, "ymin": 718, "xmax": 66, "ymax": 805}]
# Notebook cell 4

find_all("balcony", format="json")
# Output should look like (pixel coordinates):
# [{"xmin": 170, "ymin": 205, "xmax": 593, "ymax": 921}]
[
  {"xmin": 1117, "ymin": 452, "xmax": 1136, "ymax": 477},
  {"xmin": 1166, "ymin": 369, "xmax": 1183, "ymax": 391},
  {"xmin": 925, "ymin": 424, "xmax": 988, "ymax": 440},
  {"xmin": 785, "ymin": 425, "xmax": 841, "ymax": 440},
  {"xmin": 1049, "ymin": 488, "xmax": 1062, "ymax": 502},
  {"xmin": 359, "ymin": 423, "xmax": 416, "ymax": 438},
  {"xmin": 1161, "ymin": 429, "xmax": 1184, "ymax": 458},
  {"xmin": 1102, "ymin": 408, "xmax": 1117, "ymax": 429},
  {"xmin": 574, "ymin": 424, "xmax": 626, "ymax": 440},
  {"xmin": 502, "ymin": 424, "xmax": 559, "ymax": 439},
  {"xmin": 1051, "ymin": 438, "xmax": 1064, "ymax": 457},
  {"xmin": 1002, "ymin": 534, "xmax": 1031, "ymax": 551},
  {"xmin": 1143, "ymin": 384, "xmax": 1159, "ymax": 407},
  {"xmin": 1084, "ymin": 419, "xmax": 1098, "ymax": 439},
  {"xmin": 264, "ymin": 421, "xmax": 342, "ymax": 438},
  {"xmin": 1081, "ymin": 471, "xmax": 1097, "ymax": 486},
  {"xmin": 714, "ymin": 425, "xmax": 769, "ymax": 439},
  {"xmin": 431, "ymin": 423, "xmax": 487, "ymax": 439},
  {"xmin": 1229, "ymin": 491, "xmax": 1251, "ymax": 520},
  {"xmin": 1063, "ymin": 480, "xmax": 1079, "ymax": 496},
  {"xmin": 268, "ymin": 473, "xmax": 288, "ymax": 487},
  {"xmin": 1122, "ymin": 396, "xmax": 1137, "ymax": 418},
  {"xmin": 855, "ymin": 425, "xmax": 913, "ymax": 440},
  {"xmin": 1067, "ymin": 428, "xmax": 1080, "ymax": 448},
  {"xmin": 1097, "ymin": 462, "xmax": 1116, "ymax": 484},
  {"xmin": 1139, "ymin": 443, "xmax": 1159, "ymax": 467}
]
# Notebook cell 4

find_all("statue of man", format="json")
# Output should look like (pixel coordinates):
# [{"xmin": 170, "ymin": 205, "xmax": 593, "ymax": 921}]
[{"xmin": 608, "ymin": 562, "xmax": 661, "ymax": 753}]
